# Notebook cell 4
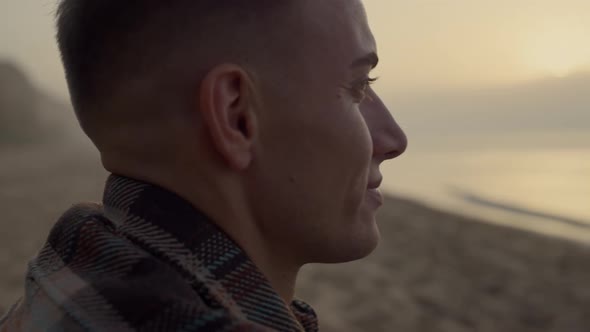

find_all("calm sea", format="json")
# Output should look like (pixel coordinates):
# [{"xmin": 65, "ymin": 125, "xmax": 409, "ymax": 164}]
[{"xmin": 382, "ymin": 142, "xmax": 590, "ymax": 243}]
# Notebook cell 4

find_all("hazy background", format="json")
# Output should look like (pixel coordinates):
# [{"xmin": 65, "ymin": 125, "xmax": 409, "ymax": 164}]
[
  {"xmin": 1, "ymin": 0, "xmax": 589, "ymax": 241},
  {"xmin": 2, "ymin": 1, "xmax": 590, "ymax": 331}
]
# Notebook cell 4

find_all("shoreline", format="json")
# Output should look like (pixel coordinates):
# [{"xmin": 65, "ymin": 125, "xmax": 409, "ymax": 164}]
[
  {"xmin": 385, "ymin": 187, "xmax": 590, "ymax": 246},
  {"xmin": 297, "ymin": 194, "xmax": 590, "ymax": 331}
]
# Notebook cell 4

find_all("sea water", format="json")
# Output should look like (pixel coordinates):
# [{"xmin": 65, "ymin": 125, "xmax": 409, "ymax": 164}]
[{"xmin": 382, "ymin": 142, "xmax": 590, "ymax": 243}]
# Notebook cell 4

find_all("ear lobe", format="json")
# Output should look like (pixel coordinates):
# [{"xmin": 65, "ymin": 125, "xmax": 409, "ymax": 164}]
[{"xmin": 198, "ymin": 64, "xmax": 257, "ymax": 171}]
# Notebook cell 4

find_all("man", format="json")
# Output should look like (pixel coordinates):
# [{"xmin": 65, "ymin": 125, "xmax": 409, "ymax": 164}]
[{"xmin": 1, "ymin": 0, "xmax": 407, "ymax": 330}]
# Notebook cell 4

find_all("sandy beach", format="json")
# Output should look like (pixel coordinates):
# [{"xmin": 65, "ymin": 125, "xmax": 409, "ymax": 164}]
[{"xmin": 1, "ymin": 141, "xmax": 589, "ymax": 331}]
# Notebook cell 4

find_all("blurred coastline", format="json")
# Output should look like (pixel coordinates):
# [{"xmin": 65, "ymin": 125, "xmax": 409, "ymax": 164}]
[
  {"xmin": 383, "ymin": 145, "xmax": 590, "ymax": 244},
  {"xmin": 381, "ymin": 69, "xmax": 590, "ymax": 244}
]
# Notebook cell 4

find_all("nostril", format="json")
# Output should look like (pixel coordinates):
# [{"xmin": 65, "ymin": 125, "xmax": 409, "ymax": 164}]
[
  {"xmin": 384, "ymin": 148, "xmax": 403, "ymax": 160},
  {"xmin": 375, "ymin": 130, "xmax": 407, "ymax": 161}
]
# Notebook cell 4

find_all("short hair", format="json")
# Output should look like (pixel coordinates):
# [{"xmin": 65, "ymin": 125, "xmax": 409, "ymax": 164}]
[{"xmin": 55, "ymin": 0, "xmax": 289, "ymax": 128}]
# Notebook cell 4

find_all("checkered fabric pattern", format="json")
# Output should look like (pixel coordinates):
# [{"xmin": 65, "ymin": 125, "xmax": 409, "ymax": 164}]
[{"xmin": 0, "ymin": 174, "xmax": 318, "ymax": 331}]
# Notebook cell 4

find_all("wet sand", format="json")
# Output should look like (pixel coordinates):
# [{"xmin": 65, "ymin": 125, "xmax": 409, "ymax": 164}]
[{"xmin": 1, "ymin": 142, "xmax": 589, "ymax": 331}]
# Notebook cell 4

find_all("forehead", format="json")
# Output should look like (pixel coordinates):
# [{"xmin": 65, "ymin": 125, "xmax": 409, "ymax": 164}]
[{"xmin": 296, "ymin": 0, "xmax": 377, "ymax": 66}]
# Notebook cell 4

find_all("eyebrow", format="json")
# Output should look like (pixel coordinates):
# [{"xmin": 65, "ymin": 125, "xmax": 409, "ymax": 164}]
[{"xmin": 350, "ymin": 52, "xmax": 379, "ymax": 69}]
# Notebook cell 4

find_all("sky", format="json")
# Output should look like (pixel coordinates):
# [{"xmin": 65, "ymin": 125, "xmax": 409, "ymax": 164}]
[
  {"xmin": 1, "ymin": 0, "xmax": 590, "ymax": 101},
  {"xmin": 364, "ymin": 0, "xmax": 590, "ymax": 95}
]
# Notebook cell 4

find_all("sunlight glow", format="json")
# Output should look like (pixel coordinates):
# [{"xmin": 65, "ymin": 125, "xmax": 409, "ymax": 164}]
[{"xmin": 522, "ymin": 21, "xmax": 590, "ymax": 77}]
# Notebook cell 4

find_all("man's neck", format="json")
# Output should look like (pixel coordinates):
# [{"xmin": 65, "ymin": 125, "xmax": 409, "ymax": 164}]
[
  {"xmin": 159, "ymin": 170, "xmax": 302, "ymax": 305},
  {"xmin": 202, "ymin": 192, "xmax": 302, "ymax": 304}
]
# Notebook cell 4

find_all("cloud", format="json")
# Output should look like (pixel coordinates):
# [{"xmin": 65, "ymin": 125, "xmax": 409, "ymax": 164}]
[{"xmin": 389, "ymin": 71, "xmax": 590, "ymax": 149}]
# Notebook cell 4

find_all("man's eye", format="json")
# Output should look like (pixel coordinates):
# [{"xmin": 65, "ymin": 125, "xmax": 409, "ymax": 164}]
[{"xmin": 350, "ymin": 77, "xmax": 378, "ymax": 102}]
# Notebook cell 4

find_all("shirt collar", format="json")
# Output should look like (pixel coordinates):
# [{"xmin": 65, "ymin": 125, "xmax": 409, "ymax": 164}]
[{"xmin": 102, "ymin": 174, "xmax": 318, "ymax": 332}]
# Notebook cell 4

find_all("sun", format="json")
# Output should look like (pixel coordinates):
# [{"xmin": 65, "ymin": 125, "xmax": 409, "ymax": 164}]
[{"xmin": 522, "ymin": 22, "xmax": 590, "ymax": 77}]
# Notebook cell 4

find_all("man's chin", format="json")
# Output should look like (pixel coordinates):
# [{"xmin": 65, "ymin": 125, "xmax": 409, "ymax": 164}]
[{"xmin": 312, "ymin": 229, "xmax": 381, "ymax": 264}]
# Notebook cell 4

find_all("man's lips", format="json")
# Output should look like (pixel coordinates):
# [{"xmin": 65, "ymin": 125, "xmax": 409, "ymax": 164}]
[
  {"xmin": 367, "ymin": 173, "xmax": 383, "ymax": 207},
  {"xmin": 366, "ymin": 188, "xmax": 383, "ymax": 206},
  {"xmin": 367, "ymin": 176, "xmax": 383, "ymax": 190}
]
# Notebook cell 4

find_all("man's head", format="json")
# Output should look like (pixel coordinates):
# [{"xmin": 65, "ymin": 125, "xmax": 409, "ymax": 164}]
[
  {"xmin": 56, "ymin": 0, "xmax": 407, "ymax": 266},
  {"xmin": 56, "ymin": 0, "xmax": 291, "ymax": 157}
]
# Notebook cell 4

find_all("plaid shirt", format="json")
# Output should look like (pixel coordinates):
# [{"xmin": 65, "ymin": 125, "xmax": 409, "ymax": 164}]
[{"xmin": 0, "ymin": 174, "xmax": 318, "ymax": 331}]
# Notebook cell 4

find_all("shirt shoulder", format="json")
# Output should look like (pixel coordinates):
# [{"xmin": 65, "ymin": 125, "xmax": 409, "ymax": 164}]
[
  {"xmin": 6, "ymin": 203, "xmax": 269, "ymax": 331},
  {"xmin": 1, "ymin": 287, "xmax": 269, "ymax": 332}
]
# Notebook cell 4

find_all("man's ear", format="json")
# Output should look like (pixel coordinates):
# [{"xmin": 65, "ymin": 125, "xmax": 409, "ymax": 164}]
[{"xmin": 198, "ymin": 64, "xmax": 258, "ymax": 171}]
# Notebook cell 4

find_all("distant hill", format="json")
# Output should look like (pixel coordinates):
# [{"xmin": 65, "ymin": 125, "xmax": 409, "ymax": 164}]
[
  {"xmin": 390, "ymin": 71, "xmax": 590, "ymax": 149},
  {"xmin": 0, "ymin": 61, "xmax": 71, "ymax": 145}
]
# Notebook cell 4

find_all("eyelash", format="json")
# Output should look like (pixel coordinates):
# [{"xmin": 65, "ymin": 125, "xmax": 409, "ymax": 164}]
[{"xmin": 349, "ymin": 77, "xmax": 379, "ymax": 102}]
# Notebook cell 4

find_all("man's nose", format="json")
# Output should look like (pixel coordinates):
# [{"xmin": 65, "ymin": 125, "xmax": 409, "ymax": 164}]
[{"xmin": 362, "ymin": 89, "xmax": 408, "ymax": 163}]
